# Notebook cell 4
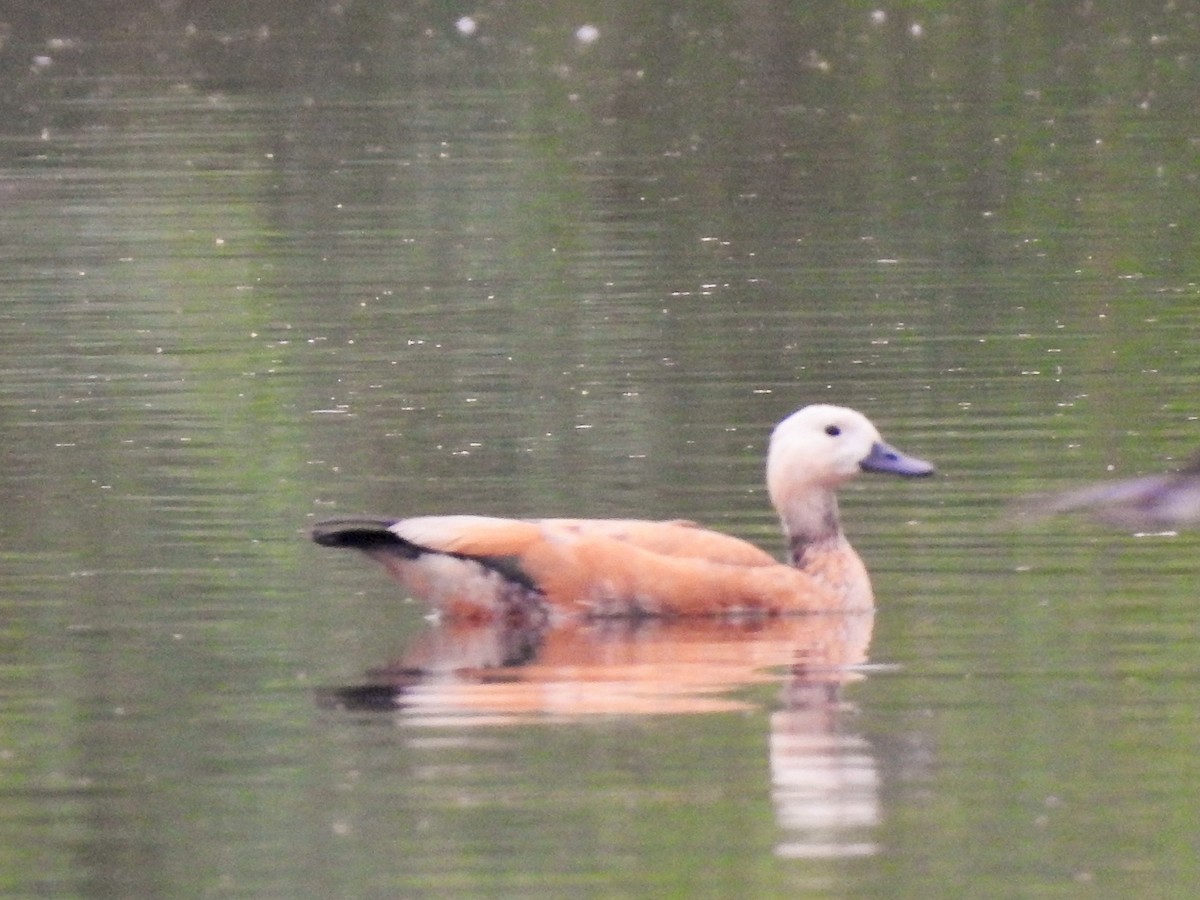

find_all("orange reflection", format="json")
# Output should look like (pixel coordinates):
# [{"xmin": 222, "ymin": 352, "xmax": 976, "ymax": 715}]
[
  {"xmin": 320, "ymin": 612, "xmax": 874, "ymax": 719},
  {"xmin": 319, "ymin": 612, "xmax": 882, "ymax": 859}
]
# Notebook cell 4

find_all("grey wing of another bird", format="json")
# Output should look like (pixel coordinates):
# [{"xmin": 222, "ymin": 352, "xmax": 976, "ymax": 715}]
[{"xmin": 1019, "ymin": 453, "xmax": 1200, "ymax": 529}]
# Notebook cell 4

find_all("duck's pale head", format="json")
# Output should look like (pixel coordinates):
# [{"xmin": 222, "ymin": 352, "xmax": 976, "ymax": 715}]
[{"xmin": 766, "ymin": 404, "xmax": 933, "ymax": 543}]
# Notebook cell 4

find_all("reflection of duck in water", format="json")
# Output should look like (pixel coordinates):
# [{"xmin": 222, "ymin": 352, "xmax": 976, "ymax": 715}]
[
  {"xmin": 1016, "ymin": 452, "xmax": 1200, "ymax": 530},
  {"xmin": 311, "ymin": 404, "xmax": 933, "ymax": 621},
  {"xmin": 320, "ymin": 616, "xmax": 887, "ymax": 861},
  {"xmin": 318, "ymin": 615, "xmax": 876, "ymax": 717}
]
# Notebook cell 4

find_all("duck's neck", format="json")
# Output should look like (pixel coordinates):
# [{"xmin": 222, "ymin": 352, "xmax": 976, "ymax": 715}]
[
  {"xmin": 780, "ymin": 489, "xmax": 875, "ymax": 609},
  {"xmin": 779, "ymin": 489, "xmax": 844, "ymax": 566}
]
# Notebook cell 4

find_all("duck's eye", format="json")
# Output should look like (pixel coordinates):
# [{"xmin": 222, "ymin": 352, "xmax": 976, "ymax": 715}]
[{"xmin": 825, "ymin": 425, "xmax": 841, "ymax": 437}]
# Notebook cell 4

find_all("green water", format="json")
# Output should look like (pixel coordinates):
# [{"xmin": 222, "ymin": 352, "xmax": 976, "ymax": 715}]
[{"xmin": 2, "ymin": 3, "xmax": 1199, "ymax": 896}]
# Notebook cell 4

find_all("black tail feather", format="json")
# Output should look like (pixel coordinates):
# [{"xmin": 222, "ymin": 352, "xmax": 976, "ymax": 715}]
[
  {"xmin": 311, "ymin": 517, "xmax": 413, "ymax": 553},
  {"xmin": 311, "ymin": 515, "xmax": 542, "ymax": 597}
]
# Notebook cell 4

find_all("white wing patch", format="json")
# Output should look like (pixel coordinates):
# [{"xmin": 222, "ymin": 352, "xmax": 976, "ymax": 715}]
[{"xmin": 390, "ymin": 515, "xmax": 526, "ymax": 551}]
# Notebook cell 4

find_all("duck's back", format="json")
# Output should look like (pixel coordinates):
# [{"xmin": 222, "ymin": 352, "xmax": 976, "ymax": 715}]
[{"xmin": 314, "ymin": 515, "xmax": 861, "ymax": 620}]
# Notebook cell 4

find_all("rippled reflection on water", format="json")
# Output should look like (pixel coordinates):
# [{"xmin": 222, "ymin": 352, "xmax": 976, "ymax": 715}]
[
  {"xmin": 5, "ymin": 3, "xmax": 1200, "ymax": 896},
  {"xmin": 319, "ymin": 614, "xmax": 882, "ymax": 861}
]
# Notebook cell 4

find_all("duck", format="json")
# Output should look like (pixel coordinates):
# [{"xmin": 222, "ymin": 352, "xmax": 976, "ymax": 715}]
[
  {"xmin": 310, "ymin": 404, "xmax": 934, "ymax": 622},
  {"xmin": 1016, "ymin": 451, "xmax": 1200, "ymax": 530}
]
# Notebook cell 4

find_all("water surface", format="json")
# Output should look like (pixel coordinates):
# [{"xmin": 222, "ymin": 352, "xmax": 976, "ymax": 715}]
[{"xmin": 2, "ymin": 3, "xmax": 1200, "ymax": 897}]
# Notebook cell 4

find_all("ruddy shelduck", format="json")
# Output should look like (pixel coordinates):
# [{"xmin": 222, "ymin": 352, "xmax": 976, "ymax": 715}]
[{"xmin": 311, "ymin": 404, "xmax": 934, "ymax": 621}]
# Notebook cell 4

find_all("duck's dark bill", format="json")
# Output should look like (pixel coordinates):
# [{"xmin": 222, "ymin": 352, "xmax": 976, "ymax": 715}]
[{"xmin": 860, "ymin": 441, "xmax": 935, "ymax": 477}]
